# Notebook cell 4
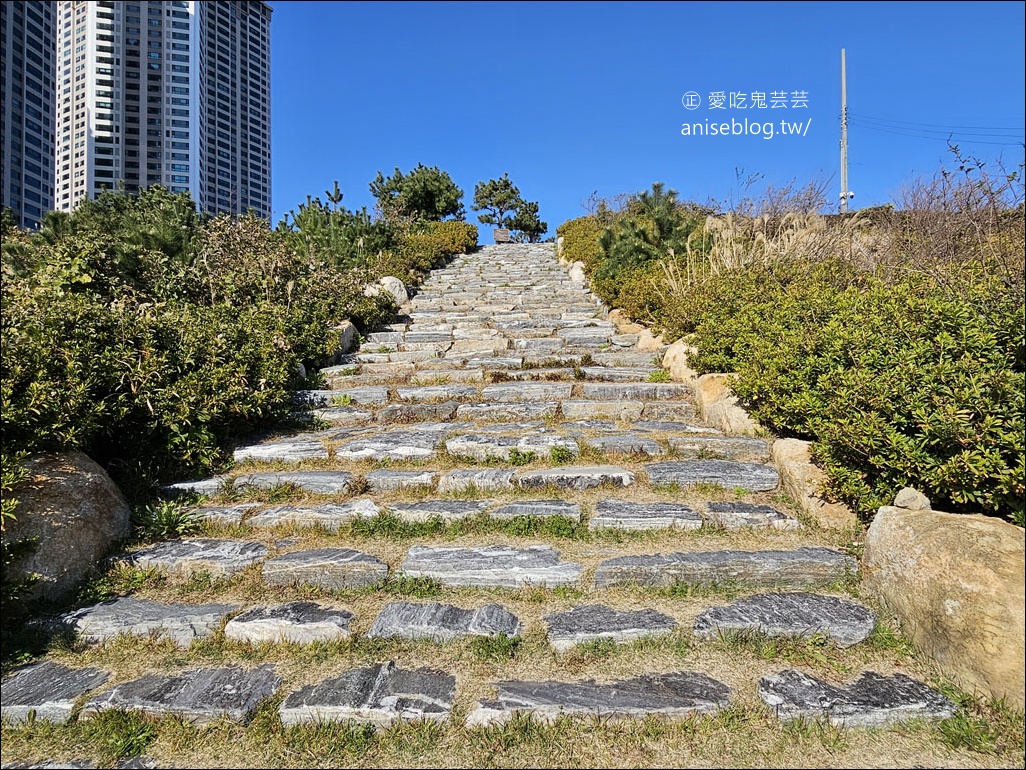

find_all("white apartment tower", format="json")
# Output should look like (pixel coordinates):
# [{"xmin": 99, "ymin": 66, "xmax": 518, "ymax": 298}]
[
  {"xmin": 54, "ymin": 0, "xmax": 271, "ymax": 219},
  {"xmin": 1, "ymin": 0, "xmax": 57, "ymax": 229}
]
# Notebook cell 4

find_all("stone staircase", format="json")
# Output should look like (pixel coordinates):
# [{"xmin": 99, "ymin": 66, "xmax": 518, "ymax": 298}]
[{"xmin": 1, "ymin": 244, "xmax": 965, "ymax": 767}]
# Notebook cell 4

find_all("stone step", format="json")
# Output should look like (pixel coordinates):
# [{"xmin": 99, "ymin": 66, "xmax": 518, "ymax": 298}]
[
  {"xmin": 261, "ymin": 547, "xmax": 389, "ymax": 590},
  {"xmin": 594, "ymin": 547, "xmax": 857, "ymax": 589},
  {"xmin": 224, "ymin": 601, "xmax": 355, "ymax": 645},
  {"xmin": 645, "ymin": 460, "xmax": 779, "ymax": 492},
  {"xmin": 400, "ymin": 544, "xmax": 583, "ymax": 588},
  {"xmin": 54, "ymin": 597, "xmax": 237, "ymax": 647},
  {"xmin": 466, "ymin": 671, "xmax": 731, "ymax": 728},
  {"xmin": 367, "ymin": 601, "xmax": 522, "ymax": 641},
  {"xmin": 0, "ymin": 661, "xmax": 110, "ymax": 725},
  {"xmin": 692, "ymin": 592, "xmax": 877, "ymax": 648},
  {"xmin": 543, "ymin": 604, "xmax": 678, "ymax": 652},
  {"xmin": 278, "ymin": 662, "xmax": 456, "ymax": 727}
]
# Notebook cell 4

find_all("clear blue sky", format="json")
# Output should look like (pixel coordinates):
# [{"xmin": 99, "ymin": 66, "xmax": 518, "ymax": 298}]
[{"xmin": 268, "ymin": 1, "xmax": 1025, "ymax": 240}]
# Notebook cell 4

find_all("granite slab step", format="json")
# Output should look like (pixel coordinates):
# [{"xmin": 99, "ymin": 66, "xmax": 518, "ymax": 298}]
[
  {"xmin": 189, "ymin": 501, "xmax": 263, "ymax": 526},
  {"xmin": 0, "ymin": 662, "xmax": 109, "ymax": 725},
  {"xmin": 233, "ymin": 471, "xmax": 355, "ymax": 495},
  {"xmin": 633, "ymin": 420, "xmax": 720, "ymax": 434},
  {"xmin": 759, "ymin": 670, "xmax": 958, "ymax": 727},
  {"xmin": 668, "ymin": 435, "xmax": 772, "ymax": 463},
  {"xmin": 559, "ymin": 400, "xmax": 645, "ymax": 421},
  {"xmin": 401, "ymin": 544, "xmax": 582, "ymax": 588},
  {"xmin": 445, "ymin": 433, "xmax": 578, "ymax": 463},
  {"xmin": 365, "ymin": 470, "xmax": 437, "ymax": 493},
  {"xmin": 645, "ymin": 460, "xmax": 779, "ymax": 492},
  {"xmin": 640, "ymin": 401, "xmax": 698, "ymax": 421},
  {"xmin": 394, "ymin": 385, "xmax": 479, "ymax": 403},
  {"xmin": 481, "ymin": 382, "xmax": 574, "ymax": 401},
  {"xmin": 279, "ymin": 662, "xmax": 455, "ymax": 727},
  {"xmin": 588, "ymin": 500, "xmax": 702, "ymax": 530},
  {"xmin": 309, "ymin": 406, "xmax": 375, "ymax": 425},
  {"xmin": 232, "ymin": 438, "xmax": 329, "ymax": 464},
  {"xmin": 584, "ymin": 434, "xmax": 666, "ymax": 456},
  {"xmin": 466, "ymin": 671, "xmax": 731, "ymax": 728},
  {"xmin": 294, "ymin": 387, "xmax": 390, "ymax": 407},
  {"xmin": 437, "ymin": 468, "xmax": 515, "ymax": 493},
  {"xmin": 223, "ymin": 602, "xmax": 354, "ymax": 645},
  {"xmin": 374, "ymin": 402, "xmax": 459, "ymax": 423},
  {"xmin": 490, "ymin": 499, "xmax": 581, "ymax": 521},
  {"xmin": 516, "ymin": 465, "xmax": 635, "ymax": 490},
  {"xmin": 245, "ymin": 499, "xmax": 381, "ymax": 531},
  {"xmin": 367, "ymin": 601, "xmax": 522, "ymax": 641},
  {"xmin": 54, "ymin": 597, "xmax": 237, "ymax": 647},
  {"xmin": 261, "ymin": 548, "xmax": 389, "ymax": 590},
  {"xmin": 594, "ymin": 548, "xmax": 857, "ymax": 589},
  {"xmin": 693, "ymin": 592, "xmax": 877, "ymax": 647},
  {"xmin": 125, "ymin": 538, "xmax": 269, "ymax": 578},
  {"xmin": 580, "ymin": 382, "xmax": 692, "ymax": 400},
  {"xmin": 543, "ymin": 604, "xmax": 678, "ymax": 652},
  {"xmin": 579, "ymin": 366, "xmax": 658, "ymax": 382},
  {"xmin": 83, "ymin": 665, "xmax": 281, "ymax": 726},
  {"xmin": 455, "ymin": 401, "xmax": 560, "ymax": 421},
  {"xmin": 703, "ymin": 502, "xmax": 801, "ymax": 530},
  {"xmin": 385, "ymin": 499, "xmax": 494, "ymax": 522},
  {"xmin": 333, "ymin": 429, "xmax": 443, "ymax": 461}
]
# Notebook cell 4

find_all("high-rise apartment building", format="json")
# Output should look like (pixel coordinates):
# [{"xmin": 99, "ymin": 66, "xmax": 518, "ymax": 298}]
[
  {"xmin": 1, "ymin": 0, "xmax": 57, "ymax": 230},
  {"xmin": 53, "ymin": 0, "xmax": 271, "ymax": 220}
]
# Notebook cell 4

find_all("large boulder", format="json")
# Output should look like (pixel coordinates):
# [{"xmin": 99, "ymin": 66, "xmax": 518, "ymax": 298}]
[
  {"xmin": 2, "ymin": 452, "xmax": 131, "ymax": 603},
  {"xmin": 863, "ymin": 502, "xmax": 1025, "ymax": 710},
  {"xmin": 771, "ymin": 438, "xmax": 858, "ymax": 530},
  {"xmin": 362, "ymin": 276, "xmax": 408, "ymax": 307}
]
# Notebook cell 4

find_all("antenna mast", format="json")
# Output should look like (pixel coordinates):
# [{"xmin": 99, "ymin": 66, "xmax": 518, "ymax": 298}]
[{"xmin": 840, "ymin": 48, "xmax": 851, "ymax": 213}]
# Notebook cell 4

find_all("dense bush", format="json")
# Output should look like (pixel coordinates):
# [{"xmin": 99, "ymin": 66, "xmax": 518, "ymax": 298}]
[
  {"xmin": 562, "ymin": 157, "xmax": 1024, "ymax": 525},
  {"xmin": 378, "ymin": 220, "xmax": 479, "ymax": 280},
  {"xmin": 555, "ymin": 216, "xmax": 603, "ymax": 268}
]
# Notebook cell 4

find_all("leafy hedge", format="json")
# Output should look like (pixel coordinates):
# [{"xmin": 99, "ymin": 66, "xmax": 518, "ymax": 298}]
[{"xmin": 558, "ymin": 177, "xmax": 1024, "ymax": 525}]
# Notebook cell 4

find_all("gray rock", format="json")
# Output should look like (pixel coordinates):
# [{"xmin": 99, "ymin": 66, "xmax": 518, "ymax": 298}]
[
  {"xmin": 693, "ymin": 592, "xmax": 877, "ymax": 647},
  {"xmin": 668, "ymin": 436, "xmax": 771, "ymax": 463},
  {"xmin": 83, "ymin": 664, "xmax": 281, "ymax": 725},
  {"xmin": 438, "ymin": 469, "xmax": 515, "ymax": 493},
  {"xmin": 262, "ymin": 548, "xmax": 388, "ymax": 590},
  {"xmin": 465, "ymin": 356, "xmax": 524, "ymax": 370},
  {"xmin": 544, "ymin": 604, "xmax": 678, "ymax": 652},
  {"xmin": 163, "ymin": 475, "xmax": 229, "ymax": 497},
  {"xmin": 466, "ymin": 670, "xmax": 731, "ymax": 727},
  {"xmin": 403, "ymin": 330, "xmax": 451, "ymax": 344},
  {"xmin": 594, "ymin": 548, "xmax": 857, "ymax": 589},
  {"xmin": 645, "ymin": 460, "xmax": 779, "ymax": 492},
  {"xmin": 232, "ymin": 439, "xmax": 328, "ymax": 464},
  {"xmin": 279, "ymin": 661, "xmax": 455, "ymax": 727},
  {"xmin": 245, "ymin": 500, "xmax": 381, "ymax": 531},
  {"xmin": 56, "ymin": 597, "xmax": 237, "ymax": 647},
  {"xmin": 365, "ymin": 470, "xmax": 437, "ymax": 493},
  {"xmin": 894, "ymin": 487, "xmax": 931, "ymax": 511},
  {"xmin": 517, "ymin": 465, "xmax": 635, "ymax": 490},
  {"xmin": 445, "ymin": 433, "xmax": 578, "ymax": 463},
  {"xmin": 640, "ymin": 401, "xmax": 698, "ymax": 421},
  {"xmin": 233, "ymin": 471, "xmax": 355, "ymax": 495},
  {"xmin": 401, "ymin": 544, "xmax": 582, "ymax": 588},
  {"xmin": 456, "ymin": 402, "xmax": 559, "ymax": 421},
  {"xmin": 223, "ymin": 602, "xmax": 354, "ymax": 644},
  {"xmin": 704, "ymin": 502, "xmax": 801, "ymax": 530},
  {"xmin": 334, "ymin": 429, "xmax": 443, "ymax": 461},
  {"xmin": 759, "ymin": 669, "xmax": 957, "ymax": 727},
  {"xmin": 386, "ymin": 499, "xmax": 493, "ymax": 522},
  {"xmin": 126, "ymin": 538, "xmax": 269, "ymax": 578},
  {"xmin": 367, "ymin": 601, "xmax": 522, "ymax": 641},
  {"xmin": 584, "ymin": 434, "xmax": 665, "ymax": 456},
  {"xmin": 588, "ymin": 499, "xmax": 701, "ymax": 531},
  {"xmin": 490, "ymin": 500, "xmax": 581, "ymax": 521},
  {"xmin": 634, "ymin": 420, "xmax": 720, "ymax": 434},
  {"xmin": 310, "ymin": 406, "xmax": 375, "ymax": 425},
  {"xmin": 1, "ymin": 661, "xmax": 109, "ymax": 725}
]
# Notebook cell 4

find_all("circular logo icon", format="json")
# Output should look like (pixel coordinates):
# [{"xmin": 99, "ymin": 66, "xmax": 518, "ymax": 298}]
[{"xmin": 682, "ymin": 91, "xmax": 701, "ymax": 110}]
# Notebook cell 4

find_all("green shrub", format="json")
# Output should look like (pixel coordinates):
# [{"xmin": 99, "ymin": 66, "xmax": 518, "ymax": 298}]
[
  {"xmin": 395, "ymin": 220, "xmax": 478, "ymax": 278},
  {"xmin": 556, "ymin": 216, "xmax": 603, "ymax": 269},
  {"xmin": 688, "ymin": 268, "xmax": 1024, "ymax": 523}
]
